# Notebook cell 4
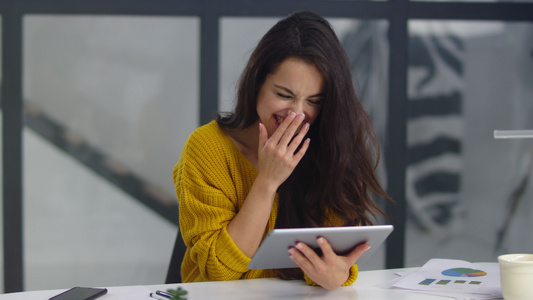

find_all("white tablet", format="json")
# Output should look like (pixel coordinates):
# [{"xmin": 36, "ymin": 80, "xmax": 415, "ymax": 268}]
[{"xmin": 248, "ymin": 225, "xmax": 393, "ymax": 270}]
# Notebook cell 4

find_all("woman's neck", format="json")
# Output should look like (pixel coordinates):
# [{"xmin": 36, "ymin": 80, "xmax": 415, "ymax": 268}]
[{"xmin": 226, "ymin": 120, "xmax": 260, "ymax": 168}]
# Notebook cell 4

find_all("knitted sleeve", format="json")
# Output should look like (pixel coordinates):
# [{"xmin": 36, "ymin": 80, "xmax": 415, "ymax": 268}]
[
  {"xmin": 303, "ymin": 264, "xmax": 359, "ymax": 286},
  {"xmin": 173, "ymin": 124, "xmax": 251, "ymax": 282}
]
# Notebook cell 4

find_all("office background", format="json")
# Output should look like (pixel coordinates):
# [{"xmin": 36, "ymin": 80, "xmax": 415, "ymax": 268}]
[{"xmin": 1, "ymin": 0, "xmax": 533, "ymax": 294}]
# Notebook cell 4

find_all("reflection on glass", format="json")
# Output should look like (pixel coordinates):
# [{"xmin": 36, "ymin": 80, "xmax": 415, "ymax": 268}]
[
  {"xmin": 24, "ymin": 16, "xmax": 199, "ymax": 199},
  {"xmin": 219, "ymin": 17, "xmax": 277, "ymax": 113},
  {"xmin": 406, "ymin": 20, "xmax": 533, "ymax": 267},
  {"xmin": 220, "ymin": 17, "xmax": 390, "ymax": 270},
  {"xmin": 23, "ymin": 15, "xmax": 199, "ymax": 290}
]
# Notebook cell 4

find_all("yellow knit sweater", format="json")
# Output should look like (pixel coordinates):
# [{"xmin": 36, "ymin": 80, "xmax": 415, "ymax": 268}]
[{"xmin": 173, "ymin": 120, "xmax": 358, "ymax": 285}]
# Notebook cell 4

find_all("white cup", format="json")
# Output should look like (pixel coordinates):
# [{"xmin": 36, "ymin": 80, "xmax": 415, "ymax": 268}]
[{"xmin": 498, "ymin": 253, "xmax": 533, "ymax": 300}]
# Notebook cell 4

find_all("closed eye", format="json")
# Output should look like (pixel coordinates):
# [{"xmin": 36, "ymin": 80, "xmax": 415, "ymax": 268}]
[
  {"xmin": 308, "ymin": 98, "xmax": 323, "ymax": 105},
  {"xmin": 277, "ymin": 93, "xmax": 292, "ymax": 99}
]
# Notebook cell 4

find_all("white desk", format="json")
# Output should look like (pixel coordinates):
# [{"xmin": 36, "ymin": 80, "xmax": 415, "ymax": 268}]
[{"xmin": 0, "ymin": 268, "xmax": 455, "ymax": 299}]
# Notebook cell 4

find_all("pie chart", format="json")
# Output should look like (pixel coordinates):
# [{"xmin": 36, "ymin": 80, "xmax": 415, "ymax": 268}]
[{"xmin": 441, "ymin": 268, "xmax": 487, "ymax": 277}]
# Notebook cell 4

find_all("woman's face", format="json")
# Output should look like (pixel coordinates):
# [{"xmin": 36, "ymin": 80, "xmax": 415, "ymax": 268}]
[{"xmin": 256, "ymin": 57, "xmax": 324, "ymax": 137}]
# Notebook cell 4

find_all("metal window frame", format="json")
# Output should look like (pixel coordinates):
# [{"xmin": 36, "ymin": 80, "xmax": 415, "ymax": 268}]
[{"xmin": 2, "ymin": 0, "xmax": 532, "ymax": 293}]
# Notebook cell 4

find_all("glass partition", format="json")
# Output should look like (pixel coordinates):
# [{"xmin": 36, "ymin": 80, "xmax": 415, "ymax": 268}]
[
  {"xmin": 0, "ymin": 15, "xmax": 4, "ymax": 293},
  {"xmin": 405, "ymin": 20, "xmax": 533, "ymax": 267},
  {"xmin": 23, "ymin": 15, "xmax": 199, "ymax": 290},
  {"xmin": 220, "ymin": 17, "xmax": 390, "ymax": 270}
]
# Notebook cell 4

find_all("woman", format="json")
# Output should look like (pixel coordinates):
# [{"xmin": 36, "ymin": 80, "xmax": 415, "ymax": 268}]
[{"xmin": 173, "ymin": 11, "xmax": 390, "ymax": 290}]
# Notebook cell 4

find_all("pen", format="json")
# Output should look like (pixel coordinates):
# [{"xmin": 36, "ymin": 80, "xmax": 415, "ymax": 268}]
[{"xmin": 150, "ymin": 290, "xmax": 172, "ymax": 299}]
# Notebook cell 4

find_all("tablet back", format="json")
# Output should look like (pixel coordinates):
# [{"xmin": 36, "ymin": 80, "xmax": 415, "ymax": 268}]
[{"xmin": 248, "ymin": 225, "xmax": 393, "ymax": 270}]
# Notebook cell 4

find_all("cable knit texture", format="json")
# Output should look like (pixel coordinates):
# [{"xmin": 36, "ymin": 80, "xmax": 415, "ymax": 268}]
[{"xmin": 173, "ymin": 120, "xmax": 358, "ymax": 285}]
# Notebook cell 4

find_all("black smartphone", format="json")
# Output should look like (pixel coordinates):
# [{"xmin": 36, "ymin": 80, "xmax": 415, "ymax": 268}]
[{"xmin": 49, "ymin": 287, "xmax": 108, "ymax": 300}]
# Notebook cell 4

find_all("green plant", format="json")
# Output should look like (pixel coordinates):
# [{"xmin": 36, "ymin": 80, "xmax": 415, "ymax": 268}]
[{"xmin": 166, "ymin": 287, "xmax": 188, "ymax": 300}]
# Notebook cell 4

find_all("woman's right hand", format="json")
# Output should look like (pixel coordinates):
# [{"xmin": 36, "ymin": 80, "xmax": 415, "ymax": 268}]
[
  {"xmin": 227, "ymin": 112, "xmax": 311, "ymax": 258},
  {"xmin": 256, "ymin": 112, "xmax": 311, "ymax": 190}
]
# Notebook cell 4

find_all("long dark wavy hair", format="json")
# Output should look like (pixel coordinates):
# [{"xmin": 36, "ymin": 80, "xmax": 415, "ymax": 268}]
[{"xmin": 217, "ymin": 11, "xmax": 390, "ymax": 279}]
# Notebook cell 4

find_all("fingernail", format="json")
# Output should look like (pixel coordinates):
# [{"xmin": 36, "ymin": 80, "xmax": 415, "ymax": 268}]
[
  {"xmin": 304, "ymin": 123, "xmax": 310, "ymax": 130},
  {"xmin": 289, "ymin": 112, "xmax": 296, "ymax": 118},
  {"xmin": 296, "ymin": 242, "xmax": 304, "ymax": 250},
  {"xmin": 317, "ymin": 237, "xmax": 325, "ymax": 244},
  {"xmin": 288, "ymin": 248, "xmax": 296, "ymax": 255}
]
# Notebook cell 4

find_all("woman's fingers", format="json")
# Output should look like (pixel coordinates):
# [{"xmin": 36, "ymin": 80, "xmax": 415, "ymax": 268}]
[
  {"xmin": 288, "ymin": 243, "xmax": 315, "ymax": 271},
  {"xmin": 257, "ymin": 113, "xmax": 310, "ymax": 187},
  {"xmin": 290, "ymin": 238, "xmax": 334, "ymax": 271},
  {"xmin": 277, "ymin": 113, "xmax": 306, "ymax": 147},
  {"xmin": 266, "ymin": 112, "xmax": 306, "ymax": 148},
  {"xmin": 290, "ymin": 239, "xmax": 371, "ymax": 267},
  {"xmin": 267, "ymin": 112, "xmax": 297, "ymax": 145},
  {"xmin": 258, "ymin": 122, "xmax": 268, "ymax": 146},
  {"xmin": 345, "ymin": 243, "xmax": 371, "ymax": 264},
  {"xmin": 288, "ymin": 238, "xmax": 370, "ymax": 290},
  {"xmin": 289, "ymin": 122, "xmax": 311, "ymax": 159}
]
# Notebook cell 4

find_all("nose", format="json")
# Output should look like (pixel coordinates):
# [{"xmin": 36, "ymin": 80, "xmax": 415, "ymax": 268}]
[{"xmin": 291, "ymin": 100, "xmax": 306, "ymax": 117}]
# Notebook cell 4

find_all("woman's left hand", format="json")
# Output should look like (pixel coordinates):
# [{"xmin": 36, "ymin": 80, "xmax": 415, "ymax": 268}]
[{"xmin": 288, "ymin": 237, "xmax": 370, "ymax": 290}]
